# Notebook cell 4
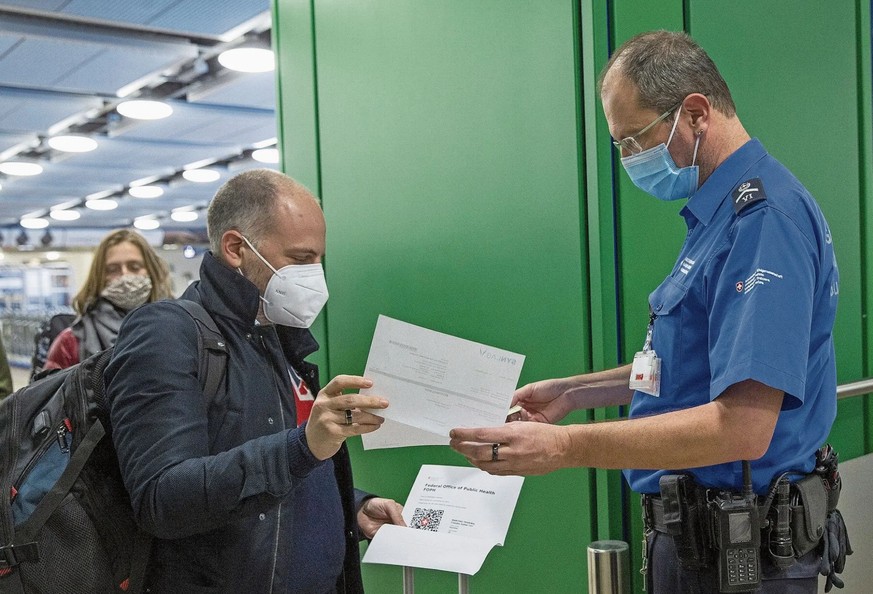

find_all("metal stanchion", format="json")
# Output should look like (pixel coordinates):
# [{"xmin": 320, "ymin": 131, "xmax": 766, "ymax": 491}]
[
  {"xmin": 587, "ymin": 540, "xmax": 630, "ymax": 594},
  {"xmin": 401, "ymin": 567, "xmax": 470, "ymax": 593},
  {"xmin": 402, "ymin": 566, "xmax": 415, "ymax": 594}
]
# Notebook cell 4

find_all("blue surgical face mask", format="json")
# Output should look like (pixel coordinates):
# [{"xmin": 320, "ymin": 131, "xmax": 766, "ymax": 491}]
[{"xmin": 620, "ymin": 106, "xmax": 701, "ymax": 201}]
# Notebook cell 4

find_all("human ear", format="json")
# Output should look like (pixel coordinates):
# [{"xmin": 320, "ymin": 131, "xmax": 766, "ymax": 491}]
[
  {"xmin": 683, "ymin": 93, "xmax": 710, "ymax": 134},
  {"xmin": 222, "ymin": 231, "xmax": 245, "ymax": 268}
]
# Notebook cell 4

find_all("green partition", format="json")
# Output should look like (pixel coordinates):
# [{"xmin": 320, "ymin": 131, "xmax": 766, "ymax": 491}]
[
  {"xmin": 275, "ymin": 1, "xmax": 870, "ymax": 592},
  {"xmin": 276, "ymin": 1, "xmax": 595, "ymax": 591},
  {"xmin": 690, "ymin": 0, "xmax": 868, "ymax": 459}
]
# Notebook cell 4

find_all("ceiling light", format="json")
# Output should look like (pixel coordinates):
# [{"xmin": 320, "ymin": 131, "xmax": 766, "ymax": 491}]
[
  {"xmin": 0, "ymin": 161, "xmax": 43, "ymax": 176},
  {"xmin": 116, "ymin": 99, "xmax": 173, "ymax": 120},
  {"xmin": 85, "ymin": 198, "xmax": 119, "ymax": 211},
  {"xmin": 129, "ymin": 185, "xmax": 164, "ymax": 199},
  {"xmin": 252, "ymin": 137, "xmax": 278, "ymax": 149},
  {"xmin": 182, "ymin": 168, "xmax": 221, "ymax": 183},
  {"xmin": 50, "ymin": 209, "xmax": 82, "ymax": 221},
  {"xmin": 218, "ymin": 47, "xmax": 275, "ymax": 73},
  {"xmin": 48, "ymin": 135, "xmax": 98, "ymax": 153},
  {"xmin": 171, "ymin": 210, "xmax": 199, "ymax": 222},
  {"xmin": 45, "ymin": 251, "xmax": 61, "ymax": 261},
  {"xmin": 134, "ymin": 218, "xmax": 161, "ymax": 230},
  {"xmin": 21, "ymin": 217, "xmax": 49, "ymax": 229},
  {"xmin": 251, "ymin": 148, "xmax": 279, "ymax": 164}
]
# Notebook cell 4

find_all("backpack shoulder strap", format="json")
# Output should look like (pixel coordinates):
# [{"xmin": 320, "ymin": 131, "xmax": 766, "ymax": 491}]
[{"xmin": 170, "ymin": 300, "xmax": 228, "ymax": 400}]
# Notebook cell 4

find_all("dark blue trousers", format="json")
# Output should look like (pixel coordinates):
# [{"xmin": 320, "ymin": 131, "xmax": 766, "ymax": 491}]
[{"xmin": 647, "ymin": 530, "xmax": 820, "ymax": 593}]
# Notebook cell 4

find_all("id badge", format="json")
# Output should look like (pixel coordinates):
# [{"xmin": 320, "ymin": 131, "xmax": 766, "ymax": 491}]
[{"xmin": 629, "ymin": 350, "xmax": 661, "ymax": 397}]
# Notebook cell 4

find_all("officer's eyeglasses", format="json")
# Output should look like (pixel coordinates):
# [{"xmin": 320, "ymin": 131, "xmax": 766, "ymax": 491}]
[{"xmin": 612, "ymin": 102, "xmax": 682, "ymax": 155}]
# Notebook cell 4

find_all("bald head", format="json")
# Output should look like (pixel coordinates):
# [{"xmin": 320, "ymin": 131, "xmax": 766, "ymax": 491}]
[{"xmin": 207, "ymin": 168, "xmax": 320, "ymax": 258}]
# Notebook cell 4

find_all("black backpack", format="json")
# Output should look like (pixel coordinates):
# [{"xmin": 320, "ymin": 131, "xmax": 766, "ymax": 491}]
[
  {"xmin": 0, "ymin": 300, "xmax": 227, "ymax": 594},
  {"xmin": 28, "ymin": 312, "xmax": 76, "ymax": 383}
]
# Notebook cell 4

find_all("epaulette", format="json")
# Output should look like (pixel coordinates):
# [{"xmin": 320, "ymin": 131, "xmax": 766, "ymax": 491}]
[{"xmin": 732, "ymin": 177, "xmax": 767, "ymax": 214}]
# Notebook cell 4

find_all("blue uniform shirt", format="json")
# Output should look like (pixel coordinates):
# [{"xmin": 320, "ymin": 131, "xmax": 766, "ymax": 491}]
[{"xmin": 623, "ymin": 139, "xmax": 839, "ymax": 495}]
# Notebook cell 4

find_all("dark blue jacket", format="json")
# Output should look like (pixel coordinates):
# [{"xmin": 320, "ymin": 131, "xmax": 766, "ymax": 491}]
[{"xmin": 106, "ymin": 252, "xmax": 366, "ymax": 593}]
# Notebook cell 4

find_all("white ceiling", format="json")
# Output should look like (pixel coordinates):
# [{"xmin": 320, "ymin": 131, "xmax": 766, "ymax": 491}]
[{"xmin": 0, "ymin": 0, "xmax": 279, "ymax": 247}]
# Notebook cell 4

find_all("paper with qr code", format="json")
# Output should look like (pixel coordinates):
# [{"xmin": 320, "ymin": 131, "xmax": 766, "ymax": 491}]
[
  {"xmin": 362, "ymin": 464, "xmax": 524, "ymax": 574},
  {"xmin": 360, "ymin": 315, "xmax": 525, "ymax": 449}
]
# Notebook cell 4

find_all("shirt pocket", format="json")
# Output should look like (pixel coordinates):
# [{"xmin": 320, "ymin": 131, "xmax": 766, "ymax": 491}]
[{"xmin": 647, "ymin": 277, "xmax": 689, "ymax": 377}]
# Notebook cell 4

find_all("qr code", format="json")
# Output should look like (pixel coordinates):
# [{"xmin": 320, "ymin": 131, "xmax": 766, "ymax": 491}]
[{"xmin": 411, "ymin": 508, "xmax": 444, "ymax": 531}]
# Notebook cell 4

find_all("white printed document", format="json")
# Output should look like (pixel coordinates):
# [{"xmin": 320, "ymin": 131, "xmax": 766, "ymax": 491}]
[
  {"xmin": 362, "ymin": 464, "xmax": 524, "ymax": 575},
  {"xmin": 360, "ymin": 315, "xmax": 525, "ymax": 449}
]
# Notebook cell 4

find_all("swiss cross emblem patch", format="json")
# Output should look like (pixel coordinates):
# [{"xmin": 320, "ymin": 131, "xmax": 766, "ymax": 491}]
[{"xmin": 732, "ymin": 177, "xmax": 767, "ymax": 214}]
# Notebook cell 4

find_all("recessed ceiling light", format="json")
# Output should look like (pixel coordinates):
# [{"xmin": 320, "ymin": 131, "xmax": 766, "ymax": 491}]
[
  {"xmin": 134, "ymin": 218, "xmax": 161, "ymax": 230},
  {"xmin": 85, "ymin": 198, "xmax": 118, "ymax": 211},
  {"xmin": 252, "ymin": 148, "xmax": 279, "ymax": 164},
  {"xmin": 50, "ymin": 209, "xmax": 82, "ymax": 221},
  {"xmin": 182, "ymin": 168, "xmax": 221, "ymax": 183},
  {"xmin": 45, "ymin": 251, "xmax": 61, "ymax": 261},
  {"xmin": 21, "ymin": 217, "xmax": 49, "ymax": 229},
  {"xmin": 129, "ymin": 185, "xmax": 164, "ymax": 199},
  {"xmin": 116, "ymin": 99, "xmax": 173, "ymax": 120},
  {"xmin": 0, "ymin": 161, "xmax": 43, "ymax": 176},
  {"xmin": 171, "ymin": 210, "xmax": 199, "ymax": 222},
  {"xmin": 48, "ymin": 135, "xmax": 98, "ymax": 153},
  {"xmin": 217, "ymin": 47, "xmax": 275, "ymax": 73}
]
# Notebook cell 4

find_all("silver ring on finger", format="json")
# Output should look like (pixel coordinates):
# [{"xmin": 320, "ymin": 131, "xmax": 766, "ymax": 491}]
[
  {"xmin": 345, "ymin": 409, "xmax": 353, "ymax": 426},
  {"xmin": 491, "ymin": 443, "xmax": 500, "ymax": 462}
]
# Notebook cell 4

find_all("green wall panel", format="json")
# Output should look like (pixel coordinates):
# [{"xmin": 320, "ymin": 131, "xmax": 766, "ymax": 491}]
[
  {"xmin": 308, "ymin": 1, "xmax": 591, "ymax": 592},
  {"xmin": 691, "ymin": 0, "xmax": 868, "ymax": 462},
  {"xmin": 275, "ymin": 1, "xmax": 871, "ymax": 592},
  {"xmin": 274, "ymin": 0, "xmax": 329, "ymax": 372}
]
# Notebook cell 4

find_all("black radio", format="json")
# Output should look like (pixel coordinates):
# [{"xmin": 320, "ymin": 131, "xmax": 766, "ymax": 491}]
[{"xmin": 711, "ymin": 461, "xmax": 761, "ymax": 592}]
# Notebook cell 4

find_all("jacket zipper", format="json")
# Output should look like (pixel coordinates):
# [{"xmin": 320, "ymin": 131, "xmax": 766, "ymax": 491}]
[{"xmin": 259, "ymin": 332, "xmax": 286, "ymax": 593}]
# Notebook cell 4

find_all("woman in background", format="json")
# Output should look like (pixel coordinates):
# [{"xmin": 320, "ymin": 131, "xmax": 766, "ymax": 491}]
[{"xmin": 44, "ymin": 229, "xmax": 173, "ymax": 370}]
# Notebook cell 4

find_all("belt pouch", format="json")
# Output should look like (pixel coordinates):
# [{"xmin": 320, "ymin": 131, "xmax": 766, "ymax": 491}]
[
  {"xmin": 790, "ymin": 474, "xmax": 827, "ymax": 557},
  {"xmin": 659, "ymin": 474, "xmax": 713, "ymax": 570}
]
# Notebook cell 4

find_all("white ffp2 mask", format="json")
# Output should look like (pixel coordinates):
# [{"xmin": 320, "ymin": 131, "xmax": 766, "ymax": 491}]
[{"xmin": 241, "ymin": 235, "xmax": 329, "ymax": 328}]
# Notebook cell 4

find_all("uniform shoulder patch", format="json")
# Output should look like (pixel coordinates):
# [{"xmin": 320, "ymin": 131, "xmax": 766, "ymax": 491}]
[{"xmin": 732, "ymin": 177, "xmax": 767, "ymax": 214}]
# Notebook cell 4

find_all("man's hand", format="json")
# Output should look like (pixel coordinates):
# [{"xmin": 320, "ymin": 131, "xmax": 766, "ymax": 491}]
[
  {"xmin": 449, "ymin": 422, "xmax": 572, "ymax": 476},
  {"xmin": 512, "ymin": 379, "xmax": 574, "ymax": 424},
  {"xmin": 357, "ymin": 497, "xmax": 405, "ymax": 539},
  {"xmin": 305, "ymin": 375, "xmax": 388, "ymax": 461}
]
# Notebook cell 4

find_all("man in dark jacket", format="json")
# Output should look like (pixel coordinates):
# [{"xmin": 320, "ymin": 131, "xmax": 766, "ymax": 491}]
[{"xmin": 106, "ymin": 169, "xmax": 403, "ymax": 593}]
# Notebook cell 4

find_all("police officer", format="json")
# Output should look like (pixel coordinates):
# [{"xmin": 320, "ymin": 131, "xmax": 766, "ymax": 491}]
[{"xmin": 450, "ymin": 30, "xmax": 843, "ymax": 593}]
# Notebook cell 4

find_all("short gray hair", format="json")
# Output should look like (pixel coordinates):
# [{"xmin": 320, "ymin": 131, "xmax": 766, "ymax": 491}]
[
  {"xmin": 207, "ymin": 168, "xmax": 300, "ymax": 256},
  {"xmin": 598, "ymin": 30, "xmax": 736, "ymax": 118}
]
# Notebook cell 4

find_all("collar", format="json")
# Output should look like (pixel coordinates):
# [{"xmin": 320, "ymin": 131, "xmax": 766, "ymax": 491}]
[
  {"xmin": 183, "ymin": 251, "xmax": 320, "ymax": 362},
  {"xmin": 681, "ymin": 138, "xmax": 767, "ymax": 226}
]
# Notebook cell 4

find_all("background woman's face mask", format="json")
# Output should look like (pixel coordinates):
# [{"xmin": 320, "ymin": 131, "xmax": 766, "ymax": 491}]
[
  {"xmin": 620, "ymin": 105, "xmax": 701, "ymax": 201},
  {"xmin": 241, "ymin": 235, "xmax": 329, "ymax": 328},
  {"xmin": 101, "ymin": 274, "xmax": 152, "ymax": 311}
]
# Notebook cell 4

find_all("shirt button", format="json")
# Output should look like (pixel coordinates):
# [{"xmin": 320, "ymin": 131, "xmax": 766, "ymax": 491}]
[
  {"xmin": 656, "ymin": 304, "xmax": 663, "ymax": 311},
  {"xmin": 267, "ymin": 417, "xmax": 274, "ymax": 425},
  {"xmin": 246, "ymin": 333, "xmax": 253, "ymax": 340},
  {"xmin": 259, "ymin": 513, "xmax": 266, "ymax": 521}
]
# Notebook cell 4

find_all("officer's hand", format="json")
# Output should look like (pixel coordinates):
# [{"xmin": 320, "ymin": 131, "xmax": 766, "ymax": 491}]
[
  {"xmin": 512, "ymin": 379, "xmax": 573, "ymax": 424},
  {"xmin": 820, "ymin": 509, "xmax": 853, "ymax": 592},
  {"xmin": 449, "ymin": 421, "xmax": 572, "ymax": 476},
  {"xmin": 357, "ymin": 497, "xmax": 405, "ymax": 539},
  {"xmin": 305, "ymin": 375, "xmax": 388, "ymax": 461}
]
